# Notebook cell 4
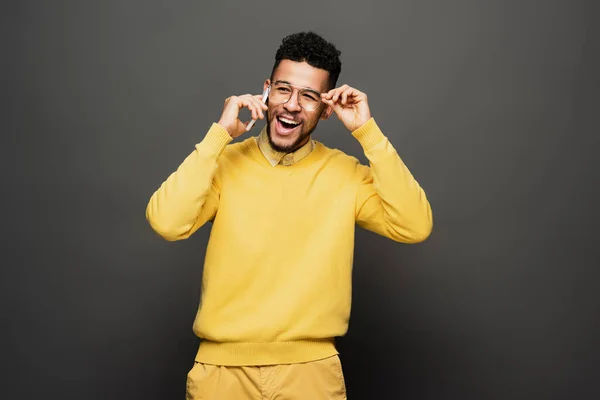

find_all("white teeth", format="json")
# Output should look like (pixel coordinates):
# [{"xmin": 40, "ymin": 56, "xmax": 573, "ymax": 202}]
[{"xmin": 279, "ymin": 117, "xmax": 300, "ymax": 125}]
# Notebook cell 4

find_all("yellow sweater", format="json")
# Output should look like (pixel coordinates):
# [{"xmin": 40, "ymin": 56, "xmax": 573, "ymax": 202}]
[{"xmin": 146, "ymin": 118, "xmax": 433, "ymax": 366}]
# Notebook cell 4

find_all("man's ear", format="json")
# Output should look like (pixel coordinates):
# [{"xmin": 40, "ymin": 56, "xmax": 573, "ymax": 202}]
[
  {"xmin": 263, "ymin": 79, "xmax": 271, "ymax": 93},
  {"xmin": 320, "ymin": 104, "xmax": 334, "ymax": 120}
]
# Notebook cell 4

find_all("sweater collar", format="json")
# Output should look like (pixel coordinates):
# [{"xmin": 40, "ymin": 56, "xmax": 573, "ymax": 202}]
[{"xmin": 255, "ymin": 126, "xmax": 315, "ymax": 166}]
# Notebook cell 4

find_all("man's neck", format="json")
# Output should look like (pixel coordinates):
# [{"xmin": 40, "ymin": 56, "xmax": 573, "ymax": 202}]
[{"xmin": 256, "ymin": 128, "xmax": 315, "ymax": 167}]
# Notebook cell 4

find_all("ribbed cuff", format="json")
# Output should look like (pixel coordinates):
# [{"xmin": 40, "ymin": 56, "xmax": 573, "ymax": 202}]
[
  {"xmin": 351, "ymin": 118, "xmax": 386, "ymax": 151},
  {"xmin": 195, "ymin": 339, "xmax": 338, "ymax": 366},
  {"xmin": 197, "ymin": 123, "xmax": 233, "ymax": 155}
]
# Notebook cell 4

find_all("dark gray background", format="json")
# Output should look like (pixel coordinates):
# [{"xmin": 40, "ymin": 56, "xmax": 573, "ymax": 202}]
[{"xmin": 4, "ymin": 0, "xmax": 599, "ymax": 399}]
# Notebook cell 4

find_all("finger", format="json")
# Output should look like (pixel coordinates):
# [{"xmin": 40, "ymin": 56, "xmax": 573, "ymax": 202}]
[
  {"xmin": 323, "ymin": 84, "xmax": 349, "ymax": 102},
  {"xmin": 322, "ymin": 98, "xmax": 344, "ymax": 114},
  {"xmin": 332, "ymin": 85, "xmax": 349, "ymax": 103},
  {"xmin": 243, "ymin": 95, "xmax": 266, "ymax": 119},
  {"xmin": 247, "ymin": 96, "xmax": 266, "ymax": 119},
  {"xmin": 341, "ymin": 90, "xmax": 349, "ymax": 105},
  {"xmin": 242, "ymin": 96, "xmax": 256, "ymax": 119},
  {"xmin": 332, "ymin": 89, "xmax": 340, "ymax": 103},
  {"xmin": 223, "ymin": 96, "xmax": 247, "ymax": 122},
  {"xmin": 332, "ymin": 88, "xmax": 344, "ymax": 103},
  {"xmin": 251, "ymin": 96, "xmax": 268, "ymax": 117},
  {"xmin": 323, "ymin": 89, "xmax": 335, "ymax": 100},
  {"xmin": 240, "ymin": 98, "xmax": 258, "ymax": 120},
  {"xmin": 341, "ymin": 88, "xmax": 357, "ymax": 105},
  {"xmin": 323, "ymin": 88, "xmax": 338, "ymax": 101},
  {"xmin": 247, "ymin": 97, "xmax": 265, "ymax": 119},
  {"xmin": 253, "ymin": 94, "xmax": 269, "ymax": 110}
]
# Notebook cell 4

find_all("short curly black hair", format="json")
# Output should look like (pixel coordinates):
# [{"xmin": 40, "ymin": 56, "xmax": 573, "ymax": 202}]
[{"xmin": 271, "ymin": 31, "xmax": 342, "ymax": 90}]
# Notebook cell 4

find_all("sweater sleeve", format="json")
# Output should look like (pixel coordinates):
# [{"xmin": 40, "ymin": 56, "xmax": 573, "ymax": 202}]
[
  {"xmin": 353, "ymin": 118, "xmax": 433, "ymax": 243},
  {"xmin": 146, "ymin": 123, "xmax": 232, "ymax": 241}
]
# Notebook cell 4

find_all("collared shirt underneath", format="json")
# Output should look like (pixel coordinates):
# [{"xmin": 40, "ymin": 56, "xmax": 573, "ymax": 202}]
[{"xmin": 255, "ymin": 127, "xmax": 315, "ymax": 167}]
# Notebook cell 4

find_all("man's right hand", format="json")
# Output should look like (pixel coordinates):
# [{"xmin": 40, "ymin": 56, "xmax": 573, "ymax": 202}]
[{"xmin": 218, "ymin": 94, "xmax": 269, "ymax": 138}]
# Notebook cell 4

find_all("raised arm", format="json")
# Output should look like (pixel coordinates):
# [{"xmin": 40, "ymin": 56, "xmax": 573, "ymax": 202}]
[
  {"xmin": 146, "ymin": 92, "xmax": 268, "ymax": 241},
  {"xmin": 321, "ymin": 84, "xmax": 433, "ymax": 243},
  {"xmin": 353, "ymin": 119, "xmax": 432, "ymax": 243},
  {"xmin": 146, "ymin": 124, "xmax": 231, "ymax": 241}
]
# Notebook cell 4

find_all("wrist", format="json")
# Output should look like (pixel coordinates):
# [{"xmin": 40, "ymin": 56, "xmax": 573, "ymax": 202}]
[
  {"xmin": 217, "ymin": 120, "xmax": 234, "ymax": 138},
  {"xmin": 346, "ymin": 111, "xmax": 372, "ymax": 132},
  {"xmin": 351, "ymin": 118, "xmax": 384, "ymax": 150}
]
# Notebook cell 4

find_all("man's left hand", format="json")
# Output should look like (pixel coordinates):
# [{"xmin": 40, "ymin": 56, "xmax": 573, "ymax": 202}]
[{"xmin": 322, "ymin": 84, "xmax": 372, "ymax": 132}]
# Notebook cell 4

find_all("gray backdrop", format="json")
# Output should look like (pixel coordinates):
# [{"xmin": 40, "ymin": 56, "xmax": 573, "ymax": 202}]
[{"xmin": 4, "ymin": 0, "xmax": 599, "ymax": 399}]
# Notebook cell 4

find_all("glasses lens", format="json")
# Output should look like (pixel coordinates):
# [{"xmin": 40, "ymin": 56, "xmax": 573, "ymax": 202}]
[
  {"xmin": 270, "ymin": 83, "xmax": 292, "ymax": 104},
  {"xmin": 270, "ymin": 83, "xmax": 321, "ymax": 111},
  {"xmin": 299, "ymin": 89, "xmax": 321, "ymax": 111}
]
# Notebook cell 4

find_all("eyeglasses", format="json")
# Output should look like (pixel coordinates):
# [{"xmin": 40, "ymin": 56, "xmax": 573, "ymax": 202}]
[{"xmin": 267, "ymin": 81, "xmax": 323, "ymax": 111}]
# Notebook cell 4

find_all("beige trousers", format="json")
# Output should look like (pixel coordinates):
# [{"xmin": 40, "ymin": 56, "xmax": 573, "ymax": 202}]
[{"xmin": 185, "ymin": 355, "xmax": 347, "ymax": 399}]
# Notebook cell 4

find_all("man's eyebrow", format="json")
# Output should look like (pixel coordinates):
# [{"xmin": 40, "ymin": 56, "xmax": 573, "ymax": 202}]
[{"xmin": 273, "ymin": 80, "xmax": 321, "ymax": 94}]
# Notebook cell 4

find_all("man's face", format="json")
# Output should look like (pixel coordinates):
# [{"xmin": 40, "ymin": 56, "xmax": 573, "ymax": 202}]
[{"xmin": 264, "ymin": 60, "xmax": 333, "ymax": 153}]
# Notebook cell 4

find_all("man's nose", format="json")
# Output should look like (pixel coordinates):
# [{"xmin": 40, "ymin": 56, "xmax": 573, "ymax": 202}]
[{"xmin": 284, "ymin": 91, "xmax": 302, "ymax": 112}]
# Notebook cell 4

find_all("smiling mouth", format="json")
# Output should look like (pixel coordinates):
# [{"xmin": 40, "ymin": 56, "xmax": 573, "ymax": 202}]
[{"xmin": 275, "ymin": 116, "xmax": 302, "ymax": 135}]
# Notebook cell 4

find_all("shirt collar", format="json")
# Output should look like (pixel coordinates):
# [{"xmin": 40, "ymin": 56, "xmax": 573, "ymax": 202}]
[{"xmin": 255, "ymin": 126, "xmax": 315, "ymax": 166}]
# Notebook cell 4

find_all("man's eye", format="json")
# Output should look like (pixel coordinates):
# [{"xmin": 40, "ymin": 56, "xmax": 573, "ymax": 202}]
[
  {"xmin": 304, "ymin": 94, "xmax": 318, "ymax": 101},
  {"xmin": 277, "ymin": 87, "xmax": 290, "ymax": 93}
]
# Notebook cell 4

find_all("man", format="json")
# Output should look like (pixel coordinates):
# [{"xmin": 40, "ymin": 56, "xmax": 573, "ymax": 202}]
[{"xmin": 146, "ymin": 31, "xmax": 432, "ymax": 399}]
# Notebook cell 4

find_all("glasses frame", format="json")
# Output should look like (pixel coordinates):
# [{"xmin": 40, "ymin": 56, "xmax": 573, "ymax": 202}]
[{"xmin": 267, "ymin": 81, "xmax": 325, "ymax": 111}]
